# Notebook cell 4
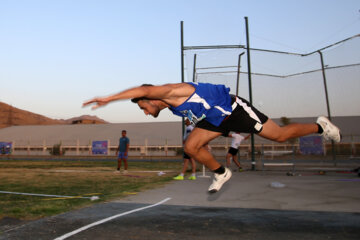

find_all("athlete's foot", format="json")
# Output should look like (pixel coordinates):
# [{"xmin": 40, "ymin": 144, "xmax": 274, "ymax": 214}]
[
  {"xmin": 238, "ymin": 167, "xmax": 243, "ymax": 172},
  {"xmin": 188, "ymin": 175, "xmax": 196, "ymax": 180},
  {"xmin": 173, "ymin": 175, "xmax": 184, "ymax": 180},
  {"xmin": 208, "ymin": 167, "xmax": 232, "ymax": 193},
  {"xmin": 317, "ymin": 116, "xmax": 341, "ymax": 142}
]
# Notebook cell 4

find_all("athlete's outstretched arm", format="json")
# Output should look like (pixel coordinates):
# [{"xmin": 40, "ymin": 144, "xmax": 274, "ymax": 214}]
[{"xmin": 83, "ymin": 83, "xmax": 194, "ymax": 110}]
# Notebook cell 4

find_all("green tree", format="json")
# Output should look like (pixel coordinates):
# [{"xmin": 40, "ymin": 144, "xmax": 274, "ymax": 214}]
[{"xmin": 49, "ymin": 142, "xmax": 65, "ymax": 156}]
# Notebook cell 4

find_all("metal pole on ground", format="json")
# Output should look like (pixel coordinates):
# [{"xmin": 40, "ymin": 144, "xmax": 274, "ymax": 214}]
[
  {"xmin": 236, "ymin": 52, "xmax": 245, "ymax": 96},
  {"xmin": 193, "ymin": 54, "xmax": 197, "ymax": 82},
  {"xmin": 180, "ymin": 21, "xmax": 185, "ymax": 163},
  {"xmin": 245, "ymin": 16, "xmax": 256, "ymax": 171},
  {"xmin": 319, "ymin": 51, "xmax": 336, "ymax": 166}
]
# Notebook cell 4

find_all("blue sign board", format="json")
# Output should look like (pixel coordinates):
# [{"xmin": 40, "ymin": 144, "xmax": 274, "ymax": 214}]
[
  {"xmin": 0, "ymin": 142, "xmax": 12, "ymax": 154},
  {"xmin": 92, "ymin": 141, "xmax": 108, "ymax": 155},
  {"xmin": 299, "ymin": 136, "xmax": 323, "ymax": 155}
]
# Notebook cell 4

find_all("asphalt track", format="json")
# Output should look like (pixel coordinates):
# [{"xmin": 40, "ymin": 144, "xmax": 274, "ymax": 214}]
[{"xmin": 1, "ymin": 170, "xmax": 360, "ymax": 240}]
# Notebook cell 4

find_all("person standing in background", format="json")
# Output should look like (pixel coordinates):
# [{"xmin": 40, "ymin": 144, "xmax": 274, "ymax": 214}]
[
  {"xmin": 174, "ymin": 119, "xmax": 197, "ymax": 180},
  {"xmin": 115, "ymin": 130, "xmax": 130, "ymax": 174},
  {"xmin": 226, "ymin": 133, "xmax": 250, "ymax": 172}
]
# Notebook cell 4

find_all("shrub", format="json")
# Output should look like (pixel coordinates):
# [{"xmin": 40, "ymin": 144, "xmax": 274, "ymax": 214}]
[{"xmin": 49, "ymin": 143, "xmax": 65, "ymax": 156}]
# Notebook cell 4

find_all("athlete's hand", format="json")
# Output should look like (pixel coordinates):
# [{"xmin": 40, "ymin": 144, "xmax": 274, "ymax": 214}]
[{"xmin": 83, "ymin": 97, "xmax": 109, "ymax": 110}]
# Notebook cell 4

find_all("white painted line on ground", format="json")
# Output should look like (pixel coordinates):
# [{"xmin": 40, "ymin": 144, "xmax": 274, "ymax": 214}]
[
  {"xmin": 54, "ymin": 197, "xmax": 172, "ymax": 240},
  {"xmin": 0, "ymin": 190, "xmax": 98, "ymax": 200}
]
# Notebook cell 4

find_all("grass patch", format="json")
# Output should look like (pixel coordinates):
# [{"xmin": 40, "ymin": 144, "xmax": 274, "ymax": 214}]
[{"xmin": 0, "ymin": 159, "xmax": 181, "ymax": 220}]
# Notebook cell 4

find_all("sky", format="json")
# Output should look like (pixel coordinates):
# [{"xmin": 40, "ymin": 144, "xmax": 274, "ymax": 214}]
[{"xmin": 0, "ymin": 0, "xmax": 359, "ymax": 123}]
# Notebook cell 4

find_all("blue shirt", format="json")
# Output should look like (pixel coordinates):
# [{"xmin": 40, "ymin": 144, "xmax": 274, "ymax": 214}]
[
  {"xmin": 169, "ymin": 82, "xmax": 232, "ymax": 126},
  {"xmin": 118, "ymin": 137, "xmax": 129, "ymax": 152}
]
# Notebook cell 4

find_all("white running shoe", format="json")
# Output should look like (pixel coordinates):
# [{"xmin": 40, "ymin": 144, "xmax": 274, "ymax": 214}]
[
  {"xmin": 208, "ymin": 167, "xmax": 232, "ymax": 193},
  {"xmin": 316, "ymin": 116, "xmax": 341, "ymax": 142}
]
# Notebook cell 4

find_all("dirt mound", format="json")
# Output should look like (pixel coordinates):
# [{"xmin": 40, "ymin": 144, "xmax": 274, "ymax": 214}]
[{"xmin": 0, "ymin": 102, "xmax": 108, "ymax": 129}]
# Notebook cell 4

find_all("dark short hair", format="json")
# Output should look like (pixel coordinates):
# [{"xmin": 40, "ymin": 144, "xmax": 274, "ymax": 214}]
[
  {"xmin": 131, "ymin": 84, "xmax": 154, "ymax": 103},
  {"xmin": 122, "ymin": 130, "xmax": 126, "ymax": 133},
  {"xmin": 131, "ymin": 97, "xmax": 148, "ymax": 103}
]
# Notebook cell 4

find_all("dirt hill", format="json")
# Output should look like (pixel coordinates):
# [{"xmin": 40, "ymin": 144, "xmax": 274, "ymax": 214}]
[{"xmin": 0, "ymin": 102, "xmax": 108, "ymax": 129}]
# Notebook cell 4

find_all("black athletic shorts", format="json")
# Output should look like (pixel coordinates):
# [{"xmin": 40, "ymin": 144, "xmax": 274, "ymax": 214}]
[
  {"xmin": 228, "ymin": 147, "xmax": 238, "ymax": 156},
  {"xmin": 196, "ymin": 95, "xmax": 268, "ymax": 136}
]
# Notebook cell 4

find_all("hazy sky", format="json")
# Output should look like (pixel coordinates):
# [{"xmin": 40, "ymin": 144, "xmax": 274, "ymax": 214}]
[{"xmin": 1, "ymin": 0, "xmax": 359, "ymax": 123}]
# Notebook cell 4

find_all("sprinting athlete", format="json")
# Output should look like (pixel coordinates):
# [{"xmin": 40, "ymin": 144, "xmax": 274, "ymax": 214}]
[{"xmin": 83, "ymin": 82, "xmax": 341, "ymax": 193}]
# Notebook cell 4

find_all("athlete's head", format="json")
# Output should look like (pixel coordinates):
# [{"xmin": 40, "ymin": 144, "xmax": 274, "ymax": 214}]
[
  {"xmin": 131, "ymin": 84, "xmax": 165, "ymax": 118},
  {"xmin": 135, "ymin": 99, "xmax": 162, "ymax": 118}
]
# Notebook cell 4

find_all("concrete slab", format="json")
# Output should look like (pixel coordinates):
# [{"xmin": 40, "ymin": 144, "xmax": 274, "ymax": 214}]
[
  {"xmin": 1, "ymin": 170, "xmax": 360, "ymax": 240},
  {"xmin": 116, "ymin": 170, "xmax": 360, "ymax": 213}
]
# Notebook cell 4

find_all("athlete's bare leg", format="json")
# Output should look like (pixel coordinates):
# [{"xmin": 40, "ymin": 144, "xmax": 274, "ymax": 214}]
[
  {"xmin": 259, "ymin": 118, "xmax": 318, "ymax": 143},
  {"xmin": 184, "ymin": 128, "xmax": 222, "ymax": 170}
]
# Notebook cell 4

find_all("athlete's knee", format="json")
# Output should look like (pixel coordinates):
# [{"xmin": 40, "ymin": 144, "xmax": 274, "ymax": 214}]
[{"xmin": 184, "ymin": 142, "xmax": 200, "ymax": 157}]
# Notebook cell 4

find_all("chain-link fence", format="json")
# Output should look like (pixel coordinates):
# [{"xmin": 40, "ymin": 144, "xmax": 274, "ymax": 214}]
[{"xmin": 182, "ymin": 32, "xmax": 360, "ymax": 166}]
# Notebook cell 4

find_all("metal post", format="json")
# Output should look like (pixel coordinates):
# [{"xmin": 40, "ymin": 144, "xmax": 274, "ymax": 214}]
[
  {"xmin": 319, "ymin": 51, "xmax": 332, "ymax": 120},
  {"xmin": 181, "ymin": 21, "xmax": 185, "ymax": 84},
  {"xmin": 245, "ymin": 16, "xmax": 256, "ymax": 171},
  {"xmin": 193, "ymin": 54, "xmax": 197, "ymax": 82},
  {"xmin": 180, "ymin": 21, "xmax": 185, "ymax": 161},
  {"xmin": 319, "ymin": 51, "xmax": 336, "ymax": 165},
  {"xmin": 236, "ymin": 52, "xmax": 245, "ymax": 96}
]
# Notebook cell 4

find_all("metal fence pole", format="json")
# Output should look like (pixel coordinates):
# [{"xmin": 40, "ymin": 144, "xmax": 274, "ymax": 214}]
[
  {"xmin": 236, "ymin": 52, "xmax": 245, "ymax": 96},
  {"xmin": 245, "ymin": 16, "xmax": 256, "ymax": 171},
  {"xmin": 180, "ymin": 21, "xmax": 185, "ymax": 162},
  {"xmin": 319, "ymin": 51, "xmax": 336, "ymax": 166}
]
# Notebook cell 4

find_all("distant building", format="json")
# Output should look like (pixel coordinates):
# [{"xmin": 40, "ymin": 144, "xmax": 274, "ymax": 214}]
[{"xmin": 71, "ymin": 119, "xmax": 104, "ymax": 124}]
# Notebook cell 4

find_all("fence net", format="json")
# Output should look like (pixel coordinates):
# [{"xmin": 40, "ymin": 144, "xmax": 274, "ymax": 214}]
[
  {"xmin": 184, "ymin": 35, "xmax": 360, "ymax": 119},
  {"xmin": 183, "ymin": 35, "xmax": 360, "ymax": 163}
]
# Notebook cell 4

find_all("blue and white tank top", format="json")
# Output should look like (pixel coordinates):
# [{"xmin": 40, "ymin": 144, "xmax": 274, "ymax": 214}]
[{"xmin": 169, "ymin": 82, "xmax": 232, "ymax": 126}]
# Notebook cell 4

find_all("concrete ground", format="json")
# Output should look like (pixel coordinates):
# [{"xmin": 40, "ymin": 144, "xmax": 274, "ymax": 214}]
[{"xmin": 1, "ymin": 169, "xmax": 360, "ymax": 240}]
